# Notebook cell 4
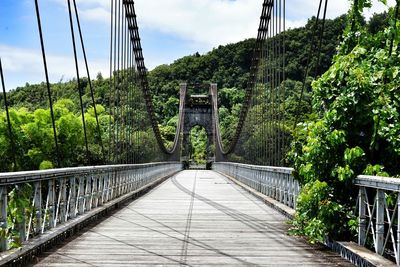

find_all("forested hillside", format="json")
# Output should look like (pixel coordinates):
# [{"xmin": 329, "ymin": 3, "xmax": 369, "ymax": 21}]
[{"xmin": 0, "ymin": 12, "xmax": 387, "ymax": 170}]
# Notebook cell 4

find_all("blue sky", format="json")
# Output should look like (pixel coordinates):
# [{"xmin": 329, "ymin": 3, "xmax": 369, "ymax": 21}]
[{"xmin": 0, "ymin": 0, "xmax": 394, "ymax": 91}]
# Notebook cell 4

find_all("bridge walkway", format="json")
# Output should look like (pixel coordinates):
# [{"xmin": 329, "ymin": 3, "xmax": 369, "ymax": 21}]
[{"xmin": 31, "ymin": 170, "xmax": 352, "ymax": 266}]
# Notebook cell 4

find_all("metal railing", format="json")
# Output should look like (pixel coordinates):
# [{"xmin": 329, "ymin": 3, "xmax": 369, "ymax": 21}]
[
  {"xmin": 214, "ymin": 163, "xmax": 400, "ymax": 264},
  {"xmin": 355, "ymin": 175, "xmax": 400, "ymax": 265},
  {"xmin": 0, "ymin": 162, "xmax": 181, "ymax": 251},
  {"xmin": 213, "ymin": 162, "xmax": 299, "ymax": 209}
]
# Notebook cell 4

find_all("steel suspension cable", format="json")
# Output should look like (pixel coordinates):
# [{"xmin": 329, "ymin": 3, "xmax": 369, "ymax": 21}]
[
  {"xmin": 67, "ymin": 0, "xmax": 90, "ymax": 163},
  {"xmin": 112, "ymin": 0, "xmax": 118, "ymax": 163},
  {"xmin": 34, "ymin": 0, "xmax": 61, "ymax": 167},
  {"xmin": 282, "ymin": 0, "xmax": 286, "ymax": 165},
  {"xmin": 314, "ymin": 0, "xmax": 329, "ymax": 77},
  {"xmin": 115, "ymin": 0, "xmax": 121, "ymax": 163},
  {"xmin": 126, "ymin": 15, "xmax": 131, "ymax": 164},
  {"xmin": 268, "ymin": 2, "xmax": 273, "ymax": 165},
  {"xmin": 72, "ymin": 0, "xmax": 106, "ymax": 163},
  {"xmin": 108, "ymin": 0, "xmax": 114, "ymax": 163},
  {"xmin": 270, "ymin": 1, "xmax": 276, "ymax": 165},
  {"xmin": 293, "ymin": 0, "xmax": 326, "ymax": 129},
  {"xmin": 124, "ymin": 7, "xmax": 130, "ymax": 164},
  {"xmin": 274, "ymin": 0, "xmax": 278, "ymax": 166},
  {"xmin": 0, "ymin": 59, "xmax": 17, "ymax": 171},
  {"xmin": 121, "ymin": 2, "xmax": 126, "ymax": 164},
  {"xmin": 277, "ymin": 0, "xmax": 283, "ymax": 166},
  {"xmin": 389, "ymin": 0, "xmax": 400, "ymax": 57}
]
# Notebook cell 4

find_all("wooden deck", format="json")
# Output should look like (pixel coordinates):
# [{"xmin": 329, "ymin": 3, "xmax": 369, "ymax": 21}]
[{"xmin": 32, "ymin": 170, "xmax": 353, "ymax": 266}]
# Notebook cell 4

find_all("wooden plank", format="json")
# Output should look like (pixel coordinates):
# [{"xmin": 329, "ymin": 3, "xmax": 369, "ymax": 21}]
[{"xmin": 32, "ymin": 170, "xmax": 353, "ymax": 266}]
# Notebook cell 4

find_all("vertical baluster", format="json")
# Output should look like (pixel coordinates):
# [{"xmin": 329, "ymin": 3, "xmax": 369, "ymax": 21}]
[
  {"xmin": 91, "ymin": 174, "xmax": 98, "ymax": 209},
  {"xmin": 123, "ymin": 170, "xmax": 128, "ymax": 193},
  {"xmin": 0, "ymin": 187, "xmax": 8, "ymax": 251},
  {"xmin": 110, "ymin": 171, "xmax": 115, "ymax": 200},
  {"xmin": 273, "ymin": 172, "xmax": 276, "ymax": 198},
  {"xmin": 103, "ymin": 173, "xmax": 108, "ymax": 203},
  {"xmin": 294, "ymin": 179, "xmax": 299, "ymax": 209},
  {"xmin": 358, "ymin": 186, "xmax": 367, "ymax": 246},
  {"xmin": 290, "ymin": 175, "xmax": 293, "ymax": 206},
  {"xmin": 261, "ymin": 171, "xmax": 264, "ymax": 195},
  {"xmin": 120, "ymin": 171, "xmax": 125, "ymax": 194},
  {"xmin": 376, "ymin": 189, "xmax": 385, "ymax": 255},
  {"xmin": 58, "ymin": 178, "xmax": 67, "ymax": 224},
  {"xmin": 85, "ymin": 175, "xmax": 92, "ymax": 211},
  {"xmin": 98, "ymin": 174, "xmax": 104, "ymax": 206},
  {"xmin": 78, "ymin": 176, "xmax": 85, "ymax": 215},
  {"xmin": 69, "ymin": 177, "xmax": 77, "ymax": 219},
  {"xmin": 48, "ymin": 179, "xmax": 55, "ymax": 228},
  {"xmin": 117, "ymin": 170, "xmax": 121, "ymax": 197},
  {"xmin": 133, "ymin": 169, "xmax": 137, "ymax": 190},
  {"xmin": 284, "ymin": 173, "xmax": 288, "ymax": 205},
  {"xmin": 112, "ymin": 171, "xmax": 117, "ymax": 200},
  {"xmin": 397, "ymin": 193, "xmax": 400, "ymax": 265},
  {"xmin": 34, "ymin": 181, "xmax": 42, "ymax": 235},
  {"xmin": 128, "ymin": 170, "xmax": 133, "ymax": 192},
  {"xmin": 136, "ymin": 168, "xmax": 140, "ymax": 190}
]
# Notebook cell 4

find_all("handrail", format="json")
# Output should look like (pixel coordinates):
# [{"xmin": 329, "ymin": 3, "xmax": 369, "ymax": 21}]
[
  {"xmin": 355, "ymin": 175, "xmax": 400, "ymax": 191},
  {"xmin": 0, "ymin": 162, "xmax": 176, "ymax": 185},
  {"xmin": 213, "ymin": 162, "xmax": 298, "ymax": 209}
]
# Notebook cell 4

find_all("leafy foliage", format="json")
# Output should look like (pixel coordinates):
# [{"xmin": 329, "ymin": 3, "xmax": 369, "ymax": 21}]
[{"xmin": 289, "ymin": 1, "xmax": 399, "ymax": 242}]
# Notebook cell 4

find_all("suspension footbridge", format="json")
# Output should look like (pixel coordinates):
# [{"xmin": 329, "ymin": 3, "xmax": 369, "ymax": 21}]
[{"xmin": 0, "ymin": 0, "xmax": 399, "ymax": 266}]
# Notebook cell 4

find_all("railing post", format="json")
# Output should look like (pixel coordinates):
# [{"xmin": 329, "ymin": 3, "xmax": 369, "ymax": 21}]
[
  {"xmin": 288, "ymin": 175, "xmax": 293, "ymax": 208},
  {"xmin": 85, "ymin": 175, "xmax": 92, "ymax": 211},
  {"xmin": 358, "ymin": 186, "xmax": 367, "ymax": 246},
  {"xmin": 34, "ymin": 181, "xmax": 42, "ymax": 235},
  {"xmin": 0, "ymin": 187, "xmax": 7, "ymax": 251},
  {"xmin": 77, "ymin": 176, "xmax": 85, "ymax": 215},
  {"xmin": 48, "ymin": 179, "xmax": 55, "ymax": 228},
  {"xmin": 92, "ymin": 174, "xmax": 98, "ymax": 208},
  {"xmin": 69, "ymin": 177, "xmax": 77, "ymax": 219},
  {"xmin": 376, "ymin": 189, "xmax": 385, "ymax": 255},
  {"xmin": 397, "ymin": 194, "xmax": 400, "ymax": 265},
  {"xmin": 58, "ymin": 178, "xmax": 67, "ymax": 224}
]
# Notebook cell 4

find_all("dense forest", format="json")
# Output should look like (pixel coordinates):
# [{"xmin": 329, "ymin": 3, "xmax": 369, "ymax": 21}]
[
  {"xmin": 1, "ymin": 13, "xmax": 354, "ymax": 168},
  {"xmin": 0, "ymin": 10, "xmax": 389, "ymax": 170}
]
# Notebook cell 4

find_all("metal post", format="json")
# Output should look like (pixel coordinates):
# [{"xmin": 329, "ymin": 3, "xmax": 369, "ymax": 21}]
[
  {"xmin": 0, "ymin": 187, "xmax": 7, "ymax": 251},
  {"xmin": 48, "ymin": 179, "xmax": 55, "ymax": 228},
  {"xmin": 397, "ymin": 194, "xmax": 400, "ymax": 264},
  {"xmin": 85, "ymin": 176, "xmax": 92, "ymax": 212},
  {"xmin": 376, "ymin": 189, "xmax": 385, "ymax": 254},
  {"xmin": 34, "ymin": 182, "xmax": 42, "ymax": 235},
  {"xmin": 69, "ymin": 177, "xmax": 77, "ymax": 219},
  {"xmin": 358, "ymin": 187, "xmax": 367, "ymax": 246},
  {"xmin": 78, "ymin": 177, "xmax": 85, "ymax": 215}
]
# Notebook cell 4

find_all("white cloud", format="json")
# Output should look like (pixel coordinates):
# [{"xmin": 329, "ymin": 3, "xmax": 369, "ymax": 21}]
[
  {"xmin": 2, "ymin": 0, "xmax": 397, "ymax": 90},
  {"xmin": 0, "ymin": 45, "xmax": 108, "ymax": 90},
  {"xmin": 68, "ymin": 0, "xmax": 396, "ymax": 48}
]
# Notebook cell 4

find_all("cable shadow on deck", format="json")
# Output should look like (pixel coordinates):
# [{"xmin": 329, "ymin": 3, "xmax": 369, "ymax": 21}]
[{"xmin": 111, "ymin": 211, "xmax": 261, "ymax": 266}]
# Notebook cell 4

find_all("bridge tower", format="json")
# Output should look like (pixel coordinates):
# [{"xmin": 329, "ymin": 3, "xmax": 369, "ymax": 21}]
[
  {"xmin": 178, "ymin": 83, "xmax": 226, "ymax": 168},
  {"xmin": 181, "ymin": 85, "xmax": 214, "ymax": 168}
]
